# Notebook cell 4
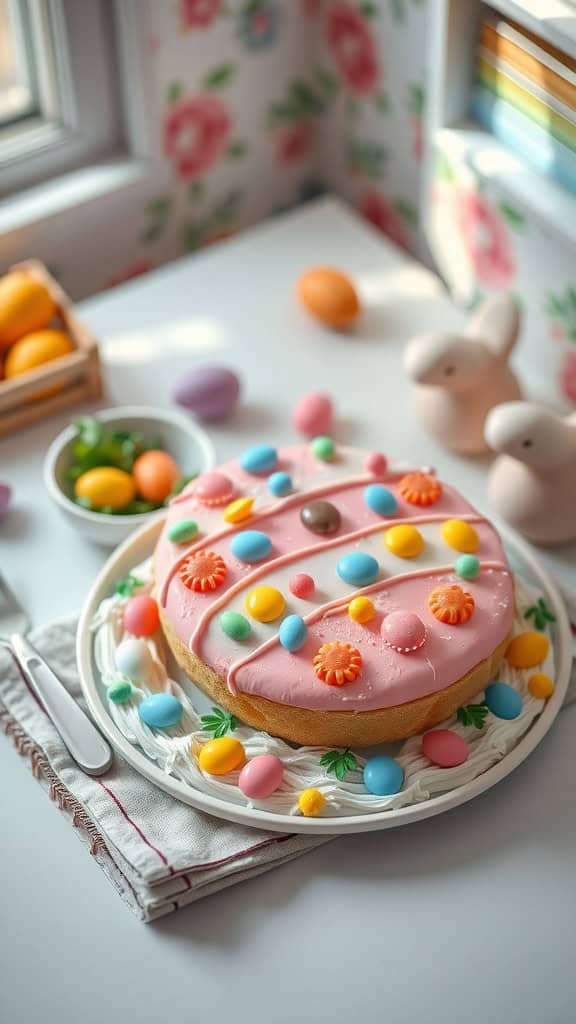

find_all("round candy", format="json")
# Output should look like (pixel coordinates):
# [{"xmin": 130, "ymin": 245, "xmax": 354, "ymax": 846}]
[
  {"xmin": 133, "ymin": 450, "xmax": 180, "ymax": 504},
  {"xmin": 220, "ymin": 610, "xmax": 251, "ymax": 641},
  {"xmin": 179, "ymin": 550, "xmax": 227, "ymax": 591},
  {"xmin": 115, "ymin": 638, "xmax": 154, "ymax": 681},
  {"xmin": 75, "ymin": 467, "xmax": 135, "ymax": 511},
  {"xmin": 239, "ymin": 754, "xmax": 284, "ymax": 799},
  {"xmin": 246, "ymin": 585, "xmax": 286, "ymax": 622},
  {"xmin": 422, "ymin": 729, "xmax": 469, "ymax": 768},
  {"xmin": 194, "ymin": 471, "xmax": 234, "ymax": 506},
  {"xmin": 313, "ymin": 641, "xmax": 362, "ymax": 685},
  {"xmin": 455, "ymin": 554, "xmax": 480, "ymax": 580},
  {"xmin": 231, "ymin": 529, "xmax": 272, "ymax": 563},
  {"xmin": 441, "ymin": 519, "xmax": 480, "ymax": 554},
  {"xmin": 300, "ymin": 499, "xmax": 341, "ymax": 535},
  {"xmin": 528, "ymin": 672, "xmax": 554, "ymax": 699},
  {"xmin": 292, "ymin": 392, "xmax": 333, "ymax": 438},
  {"xmin": 107, "ymin": 679, "xmax": 133, "ymax": 704},
  {"xmin": 240, "ymin": 445, "xmax": 278, "ymax": 474},
  {"xmin": 198, "ymin": 736, "xmax": 245, "ymax": 775},
  {"xmin": 167, "ymin": 519, "xmax": 198, "ymax": 544},
  {"xmin": 0, "ymin": 482, "xmax": 12, "ymax": 518},
  {"xmin": 364, "ymin": 484, "xmax": 397, "ymax": 517},
  {"xmin": 298, "ymin": 788, "xmax": 326, "ymax": 817},
  {"xmin": 223, "ymin": 497, "xmax": 254, "ymax": 523},
  {"xmin": 310, "ymin": 435, "xmax": 335, "ymax": 462},
  {"xmin": 398, "ymin": 472, "xmax": 442, "ymax": 507},
  {"xmin": 337, "ymin": 551, "xmax": 379, "ymax": 586},
  {"xmin": 279, "ymin": 615, "xmax": 307, "ymax": 652},
  {"xmin": 268, "ymin": 471, "xmax": 292, "ymax": 497},
  {"xmin": 365, "ymin": 452, "xmax": 387, "ymax": 476},
  {"xmin": 172, "ymin": 365, "xmax": 240, "ymax": 420},
  {"xmin": 428, "ymin": 584, "xmax": 475, "ymax": 625},
  {"xmin": 289, "ymin": 573, "xmax": 315, "ymax": 599},
  {"xmin": 381, "ymin": 610, "xmax": 426, "ymax": 653},
  {"xmin": 139, "ymin": 692, "xmax": 183, "ymax": 729},
  {"xmin": 384, "ymin": 524, "xmax": 424, "ymax": 558},
  {"xmin": 363, "ymin": 756, "xmax": 404, "ymax": 796},
  {"xmin": 505, "ymin": 631, "xmax": 549, "ymax": 669},
  {"xmin": 484, "ymin": 681, "xmax": 522, "ymax": 720},
  {"xmin": 123, "ymin": 595, "xmax": 160, "ymax": 637},
  {"xmin": 348, "ymin": 596, "xmax": 375, "ymax": 623}
]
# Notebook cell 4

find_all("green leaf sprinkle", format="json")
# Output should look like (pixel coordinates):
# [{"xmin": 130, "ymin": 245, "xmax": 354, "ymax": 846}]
[
  {"xmin": 524, "ymin": 598, "xmax": 556, "ymax": 631},
  {"xmin": 201, "ymin": 706, "xmax": 238, "ymax": 738},
  {"xmin": 320, "ymin": 748, "xmax": 359, "ymax": 781},
  {"xmin": 456, "ymin": 703, "xmax": 489, "ymax": 729},
  {"xmin": 114, "ymin": 574, "xmax": 144, "ymax": 597}
]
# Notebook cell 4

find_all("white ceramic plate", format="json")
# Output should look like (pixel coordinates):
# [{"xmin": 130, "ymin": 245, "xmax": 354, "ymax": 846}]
[{"xmin": 77, "ymin": 517, "xmax": 572, "ymax": 835}]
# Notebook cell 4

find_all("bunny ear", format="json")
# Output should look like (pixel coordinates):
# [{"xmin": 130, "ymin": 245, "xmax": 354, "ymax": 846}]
[{"xmin": 465, "ymin": 294, "xmax": 520, "ymax": 359}]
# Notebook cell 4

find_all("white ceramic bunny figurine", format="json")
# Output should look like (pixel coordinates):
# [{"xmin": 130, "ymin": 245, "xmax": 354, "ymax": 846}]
[
  {"xmin": 485, "ymin": 401, "xmax": 576, "ymax": 545},
  {"xmin": 404, "ymin": 293, "xmax": 522, "ymax": 454}
]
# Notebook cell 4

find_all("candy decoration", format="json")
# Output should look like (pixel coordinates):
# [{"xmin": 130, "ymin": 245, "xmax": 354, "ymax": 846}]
[
  {"xmin": 310, "ymin": 435, "xmax": 335, "ymax": 461},
  {"xmin": 455, "ymin": 554, "xmax": 480, "ymax": 580},
  {"xmin": 231, "ymin": 529, "xmax": 272, "ymax": 563},
  {"xmin": 528, "ymin": 672, "xmax": 554, "ymax": 699},
  {"xmin": 167, "ymin": 519, "xmax": 199, "ymax": 544},
  {"xmin": 384, "ymin": 524, "xmax": 424, "ymax": 558},
  {"xmin": 179, "ymin": 550, "xmax": 227, "ymax": 592},
  {"xmin": 363, "ymin": 756, "xmax": 404, "ymax": 796},
  {"xmin": 441, "ymin": 519, "xmax": 480, "ymax": 553},
  {"xmin": 115, "ymin": 638, "xmax": 154, "ymax": 681},
  {"xmin": 198, "ymin": 736, "xmax": 245, "ymax": 775},
  {"xmin": 298, "ymin": 788, "xmax": 326, "ymax": 817},
  {"xmin": 289, "ymin": 573, "xmax": 315, "ymax": 599},
  {"xmin": 220, "ymin": 611, "xmax": 251, "ymax": 641},
  {"xmin": 246, "ymin": 585, "xmax": 286, "ymax": 622},
  {"xmin": 337, "ymin": 551, "xmax": 379, "ymax": 586},
  {"xmin": 364, "ymin": 452, "xmax": 387, "ymax": 476},
  {"xmin": 171, "ymin": 365, "xmax": 241, "ymax": 420},
  {"xmin": 240, "ymin": 445, "xmax": 278, "ymax": 474},
  {"xmin": 239, "ymin": 754, "xmax": 284, "ymax": 799},
  {"xmin": 300, "ymin": 499, "xmax": 341, "ymax": 535},
  {"xmin": 313, "ymin": 641, "xmax": 362, "ymax": 686},
  {"xmin": 484, "ymin": 681, "xmax": 522, "ymax": 720},
  {"xmin": 422, "ymin": 729, "xmax": 469, "ymax": 767},
  {"xmin": 268, "ymin": 471, "xmax": 292, "ymax": 497},
  {"xmin": 428, "ymin": 584, "xmax": 475, "ymax": 624},
  {"xmin": 0, "ymin": 482, "xmax": 12, "ymax": 518},
  {"xmin": 292, "ymin": 392, "xmax": 333, "ymax": 438},
  {"xmin": 505, "ymin": 631, "xmax": 549, "ymax": 669},
  {"xmin": 195, "ymin": 471, "xmax": 234, "ymax": 506},
  {"xmin": 107, "ymin": 679, "xmax": 133, "ymax": 704},
  {"xmin": 139, "ymin": 693, "xmax": 183, "ymax": 729},
  {"xmin": 223, "ymin": 497, "xmax": 254, "ymax": 524},
  {"xmin": 348, "ymin": 596, "xmax": 375, "ymax": 623},
  {"xmin": 123, "ymin": 595, "xmax": 160, "ymax": 638},
  {"xmin": 398, "ymin": 472, "xmax": 442, "ymax": 506},
  {"xmin": 364, "ymin": 484, "xmax": 398, "ymax": 517},
  {"xmin": 279, "ymin": 615, "xmax": 308, "ymax": 652},
  {"xmin": 381, "ymin": 610, "xmax": 426, "ymax": 653}
]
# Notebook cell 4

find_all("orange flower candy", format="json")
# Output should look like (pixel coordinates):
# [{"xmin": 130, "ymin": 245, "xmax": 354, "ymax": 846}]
[
  {"xmin": 428, "ymin": 584, "xmax": 475, "ymax": 624},
  {"xmin": 313, "ymin": 641, "xmax": 362, "ymax": 686},
  {"xmin": 179, "ymin": 550, "xmax": 227, "ymax": 592},
  {"xmin": 398, "ymin": 472, "xmax": 442, "ymax": 507}
]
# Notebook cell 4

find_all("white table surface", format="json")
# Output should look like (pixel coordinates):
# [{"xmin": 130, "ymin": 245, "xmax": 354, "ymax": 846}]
[{"xmin": 1, "ymin": 197, "xmax": 575, "ymax": 1024}]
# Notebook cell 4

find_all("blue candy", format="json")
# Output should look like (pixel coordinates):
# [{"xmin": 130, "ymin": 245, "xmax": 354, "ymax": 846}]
[
  {"xmin": 231, "ymin": 530, "xmax": 272, "ymax": 563},
  {"xmin": 363, "ymin": 756, "xmax": 404, "ymax": 796},
  {"xmin": 485, "ymin": 682, "xmax": 522, "ymax": 720},
  {"xmin": 240, "ymin": 445, "xmax": 278, "ymax": 474},
  {"xmin": 279, "ymin": 615, "xmax": 307, "ymax": 652},
  {"xmin": 337, "ymin": 552, "xmax": 379, "ymax": 586},
  {"xmin": 139, "ymin": 693, "xmax": 183, "ymax": 729},
  {"xmin": 268, "ymin": 471, "xmax": 292, "ymax": 497},
  {"xmin": 364, "ymin": 484, "xmax": 397, "ymax": 517}
]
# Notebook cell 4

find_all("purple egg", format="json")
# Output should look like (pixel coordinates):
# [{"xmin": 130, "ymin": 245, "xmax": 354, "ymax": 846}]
[
  {"xmin": 172, "ymin": 366, "xmax": 241, "ymax": 421},
  {"xmin": 0, "ymin": 482, "xmax": 11, "ymax": 519}
]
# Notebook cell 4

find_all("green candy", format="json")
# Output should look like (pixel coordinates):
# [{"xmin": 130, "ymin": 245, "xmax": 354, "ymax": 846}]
[
  {"xmin": 220, "ymin": 610, "xmax": 251, "ymax": 641},
  {"xmin": 455, "ymin": 554, "xmax": 480, "ymax": 580},
  {"xmin": 310, "ymin": 435, "xmax": 335, "ymax": 462},
  {"xmin": 107, "ymin": 679, "xmax": 133, "ymax": 704},
  {"xmin": 167, "ymin": 519, "xmax": 198, "ymax": 544}
]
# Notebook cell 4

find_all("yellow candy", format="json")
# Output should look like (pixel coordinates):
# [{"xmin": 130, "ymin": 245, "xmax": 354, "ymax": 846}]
[
  {"xmin": 198, "ymin": 737, "xmax": 245, "ymax": 776},
  {"xmin": 528, "ymin": 672, "xmax": 554, "ymax": 699},
  {"xmin": 245, "ymin": 585, "xmax": 285, "ymax": 622},
  {"xmin": 348, "ymin": 596, "xmax": 375, "ymax": 624},
  {"xmin": 441, "ymin": 519, "xmax": 480, "ymax": 554},
  {"xmin": 223, "ymin": 497, "xmax": 254, "ymax": 524},
  {"xmin": 75, "ymin": 467, "xmax": 136, "ymax": 510},
  {"xmin": 298, "ymin": 788, "xmax": 325, "ymax": 817},
  {"xmin": 384, "ymin": 524, "xmax": 424, "ymax": 559},
  {"xmin": 506, "ymin": 631, "xmax": 550, "ymax": 669}
]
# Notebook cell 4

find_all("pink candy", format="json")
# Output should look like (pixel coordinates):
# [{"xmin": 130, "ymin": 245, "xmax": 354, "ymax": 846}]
[
  {"xmin": 381, "ymin": 610, "xmax": 426, "ymax": 653},
  {"xmin": 365, "ymin": 452, "xmax": 387, "ymax": 476},
  {"xmin": 422, "ymin": 730, "xmax": 469, "ymax": 768},
  {"xmin": 0, "ymin": 482, "xmax": 11, "ymax": 519},
  {"xmin": 292, "ymin": 392, "xmax": 333, "ymax": 438},
  {"xmin": 194, "ymin": 471, "xmax": 234, "ymax": 506},
  {"xmin": 239, "ymin": 754, "xmax": 284, "ymax": 799},
  {"xmin": 289, "ymin": 572, "xmax": 315, "ymax": 599}
]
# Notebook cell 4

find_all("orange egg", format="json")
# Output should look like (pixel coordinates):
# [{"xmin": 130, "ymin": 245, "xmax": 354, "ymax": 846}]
[
  {"xmin": 4, "ymin": 328, "xmax": 74, "ymax": 399},
  {"xmin": 297, "ymin": 267, "xmax": 360, "ymax": 329},
  {"xmin": 132, "ymin": 450, "xmax": 180, "ymax": 503},
  {"xmin": 0, "ymin": 271, "xmax": 56, "ymax": 349}
]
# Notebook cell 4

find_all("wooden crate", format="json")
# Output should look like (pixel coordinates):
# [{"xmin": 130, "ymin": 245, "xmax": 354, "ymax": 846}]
[{"xmin": 0, "ymin": 260, "xmax": 103, "ymax": 437}]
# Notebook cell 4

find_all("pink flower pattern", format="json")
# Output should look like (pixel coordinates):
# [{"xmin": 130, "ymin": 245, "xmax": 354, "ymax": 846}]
[
  {"xmin": 325, "ymin": 3, "xmax": 379, "ymax": 96},
  {"xmin": 359, "ymin": 190, "xmax": 409, "ymax": 252},
  {"xmin": 274, "ymin": 122, "xmax": 314, "ymax": 163},
  {"xmin": 180, "ymin": 0, "xmax": 221, "ymax": 30},
  {"xmin": 559, "ymin": 349, "xmax": 576, "ymax": 406},
  {"xmin": 163, "ymin": 94, "xmax": 231, "ymax": 180},
  {"xmin": 457, "ymin": 191, "xmax": 515, "ymax": 289}
]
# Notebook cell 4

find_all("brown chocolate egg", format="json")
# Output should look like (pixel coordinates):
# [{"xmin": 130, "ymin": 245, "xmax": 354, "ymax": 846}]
[{"xmin": 300, "ymin": 500, "xmax": 341, "ymax": 535}]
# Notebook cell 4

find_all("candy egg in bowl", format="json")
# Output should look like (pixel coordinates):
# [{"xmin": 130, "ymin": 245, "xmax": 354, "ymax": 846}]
[{"xmin": 44, "ymin": 406, "xmax": 215, "ymax": 546}]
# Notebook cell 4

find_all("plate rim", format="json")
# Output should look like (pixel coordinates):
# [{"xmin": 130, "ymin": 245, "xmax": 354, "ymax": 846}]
[{"xmin": 77, "ymin": 516, "xmax": 573, "ymax": 835}]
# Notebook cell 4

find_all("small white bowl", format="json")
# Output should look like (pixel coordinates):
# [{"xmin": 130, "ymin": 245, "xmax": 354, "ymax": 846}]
[{"xmin": 44, "ymin": 406, "xmax": 215, "ymax": 547}]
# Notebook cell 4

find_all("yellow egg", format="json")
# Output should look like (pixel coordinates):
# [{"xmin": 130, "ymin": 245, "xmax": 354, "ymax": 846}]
[
  {"xmin": 384, "ymin": 524, "xmax": 424, "ymax": 558},
  {"xmin": 506, "ymin": 631, "xmax": 550, "ymax": 669},
  {"xmin": 198, "ymin": 737, "xmax": 245, "ymax": 776},
  {"xmin": 348, "ymin": 596, "xmax": 375, "ymax": 623},
  {"xmin": 298, "ymin": 788, "xmax": 326, "ymax": 817},
  {"xmin": 298, "ymin": 267, "xmax": 360, "ymax": 329},
  {"xmin": 5, "ymin": 328, "xmax": 74, "ymax": 398},
  {"xmin": 75, "ymin": 467, "xmax": 136, "ymax": 511},
  {"xmin": 0, "ymin": 271, "xmax": 56, "ymax": 349},
  {"xmin": 245, "ymin": 585, "xmax": 286, "ymax": 622},
  {"xmin": 441, "ymin": 519, "xmax": 480, "ymax": 553},
  {"xmin": 528, "ymin": 672, "xmax": 554, "ymax": 699},
  {"xmin": 224, "ymin": 497, "xmax": 254, "ymax": 524}
]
